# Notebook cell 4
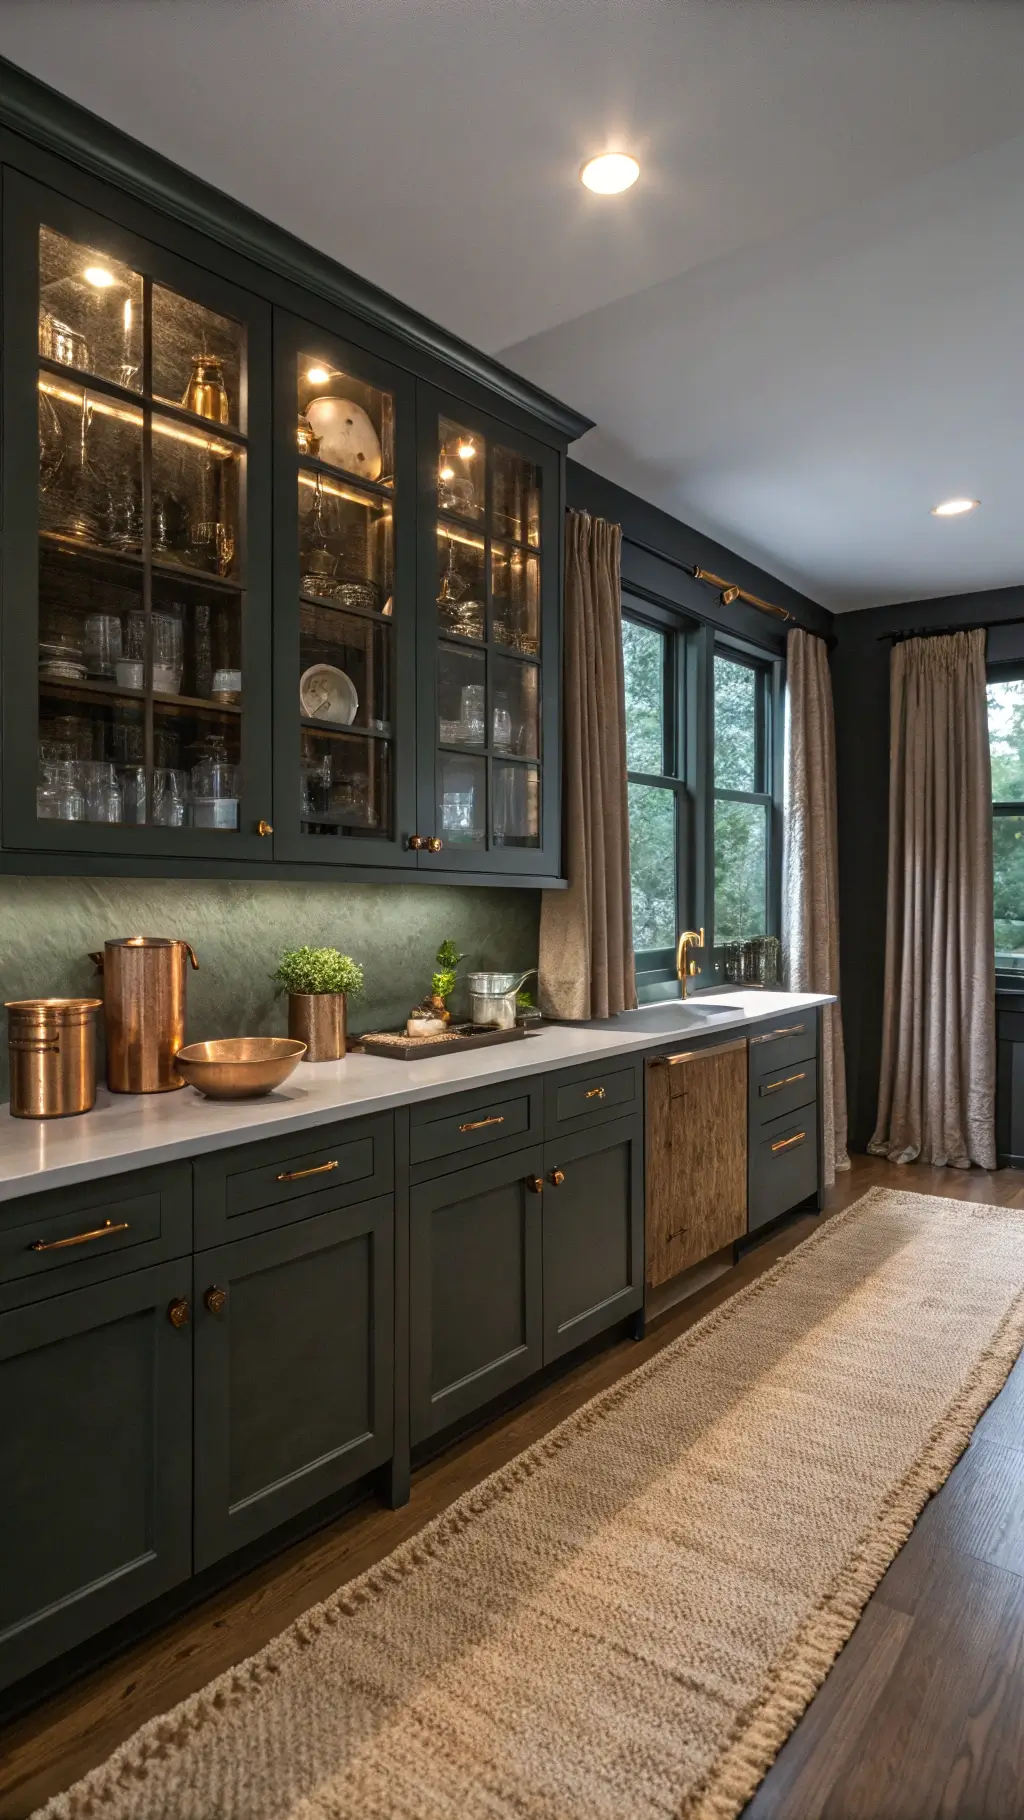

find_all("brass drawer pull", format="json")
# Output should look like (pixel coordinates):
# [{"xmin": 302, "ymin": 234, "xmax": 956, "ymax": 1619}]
[
  {"xmin": 751, "ymin": 1023, "xmax": 807, "ymax": 1046},
  {"xmin": 585, "ymin": 1086, "xmax": 606, "ymax": 1100},
  {"xmin": 763, "ymin": 1071, "xmax": 807, "ymax": 1094},
  {"xmin": 30, "ymin": 1218, "xmax": 129, "ymax": 1253},
  {"xmin": 275, "ymin": 1160, "xmax": 339, "ymax": 1182},
  {"xmin": 771, "ymin": 1131, "xmax": 807, "ymax": 1153},
  {"xmin": 458, "ymin": 1115, "xmax": 505, "ymax": 1133}
]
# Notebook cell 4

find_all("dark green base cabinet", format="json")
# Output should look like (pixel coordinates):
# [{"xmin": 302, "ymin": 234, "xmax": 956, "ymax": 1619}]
[
  {"xmin": 410, "ymin": 1064, "xmax": 645, "ymax": 1447},
  {"xmin": 747, "ymin": 1011, "xmax": 823, "ymax": 1234},
  {"xmin": 1, "ymin": 1259, "xmax": 192, "ymax": 1690},
  {"xmin": 193, "ymin": 1194, "xmax": 394, "ymax": 1569}
]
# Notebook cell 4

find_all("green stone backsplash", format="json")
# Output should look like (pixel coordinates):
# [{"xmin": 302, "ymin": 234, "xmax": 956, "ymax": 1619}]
[{"xmin": 0, "ymin": 878, "xmax": 539, "ymax": 1102}]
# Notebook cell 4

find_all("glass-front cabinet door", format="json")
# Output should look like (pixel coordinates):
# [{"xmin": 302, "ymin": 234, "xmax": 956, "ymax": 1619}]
[
  {"xmin": 1, "ymin": 173, "xmax": 273, "ymax": 858},
  {"xmin": 416, "ymin": 390, "xmax": 560, "ymax": 874},
  {"xmin": 272, "ymin": 313, "xmax": 417, "ymax": 865}
]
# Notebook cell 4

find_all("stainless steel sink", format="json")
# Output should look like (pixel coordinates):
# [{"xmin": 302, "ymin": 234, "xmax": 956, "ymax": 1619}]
[{"xmin": 598, "ymin": 1000, "xmax": 738, "ymax": 1034}]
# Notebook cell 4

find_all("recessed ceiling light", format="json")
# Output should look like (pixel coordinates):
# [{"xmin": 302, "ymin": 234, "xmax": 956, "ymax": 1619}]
[
  {"xmin": 82, "ymin": 266, "xmax": 116, "ymax": 288},
  {"xmin": 580, "ymin": 152, "xmax": 640, "ymax": 195},
  {"xmin": 306, "ymin": 365, "xmax": 331, "ymax": 385},
  {"xmin": 930, "ymin": 497, "xmax": 980, "ymax": 517}
]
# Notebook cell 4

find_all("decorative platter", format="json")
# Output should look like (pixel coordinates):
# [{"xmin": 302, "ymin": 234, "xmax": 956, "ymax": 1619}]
[
  {"xmin": 299, "ymin": 663, "xmax": 359, "ymax": 726},
  {"xmin": 357, "ymin": 1025, "xmax": 536, "ymax": 1061}
]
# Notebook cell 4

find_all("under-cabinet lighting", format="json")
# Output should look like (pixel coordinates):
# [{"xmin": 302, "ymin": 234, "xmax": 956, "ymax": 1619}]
[
  {"xmin": 305, "ymin": 365, "xmax": 331, "ymax": 385},
  {"xmin": 930, "ymin": 497, "xmax": 980, "ymax": 517},
  {"xmin": 436, "ymin": 525, "xmax": 485, "ymax": 552},
  {"xmin": 297, "ymin": 469, "xmax": 391, "ymax": 511},
  {"xmin": 37, "ymin": 378, "xmax": 237, "ymax": 457},
  {"xmin": 82, "ymin": 266, "xmax": 116, "ymax": 288},
  {"xmin": 580, "ymin": 152, "xmax": 640, "ymax": 194},
  {"xmin": 439, "ymin": 463, "xmax": 455, "ymax": 482}
]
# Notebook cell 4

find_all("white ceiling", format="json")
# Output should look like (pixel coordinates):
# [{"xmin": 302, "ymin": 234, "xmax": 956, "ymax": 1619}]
[{"xmin": 3, "ymin": 0, "xmax": 1022, "ymax": 611}]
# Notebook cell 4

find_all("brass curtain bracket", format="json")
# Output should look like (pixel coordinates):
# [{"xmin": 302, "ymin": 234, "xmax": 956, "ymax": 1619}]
[{"xmin": 692, "ymin": 567, "xmax": 791, "ymax": 624}]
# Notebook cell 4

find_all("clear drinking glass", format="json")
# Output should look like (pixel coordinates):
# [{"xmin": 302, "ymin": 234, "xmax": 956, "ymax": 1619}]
[
  {"xmin": 189, "ymin": 750, "xmax": 239, "ymax": 829},
  {"xmin": 152, "ymin": 767, "xmax": 187, "ymax": 828},
  {"xmin": 36, "ymin": 759, "xmax": 84, "ymax": 822},
  {"xmin": 152, "ymin": 608, "xmax": 183, "ymax": 695},
  {"xmin": 83, "ymin": 612, "xmax": 122, "ymax": 680},
  {"xmin": 119, "ymin": 765, "xmax": 147, "ymax": 825},
  {"xmin": 78, "ymin": 760, "xmax": 122, "ymax": 824}
]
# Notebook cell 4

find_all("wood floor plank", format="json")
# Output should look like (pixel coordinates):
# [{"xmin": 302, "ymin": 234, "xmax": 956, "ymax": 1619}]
[
  {"xmin": 3, "ymin": 1156, "xmax": 1024, "ymax": 1820},
  {"xmin": 938, "ymin": 1583, "xmax": 1024, "ymax": 1820},
  {"xmin": 744, "ymin": 1600, "xmax": 914, "ymax": 1819},
  {"xmin": 818, "ymin": 1552, "xmax": 1024, "ymax": 1820}
]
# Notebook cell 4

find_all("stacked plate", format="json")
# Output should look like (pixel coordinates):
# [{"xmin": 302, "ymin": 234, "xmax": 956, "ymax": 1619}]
[{"xmin": 39, "ymin": 641, "xmax": 86, "ymax": 682}]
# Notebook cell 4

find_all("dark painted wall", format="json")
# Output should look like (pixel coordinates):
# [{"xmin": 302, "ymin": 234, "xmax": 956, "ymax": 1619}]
[
  {"xmin": 833, "ymin": 584, "xmax": 1024, "ymax": 1150},
  {"xmin": 567, "ymin": 462, "xmax": 832, "ymax": 650}
]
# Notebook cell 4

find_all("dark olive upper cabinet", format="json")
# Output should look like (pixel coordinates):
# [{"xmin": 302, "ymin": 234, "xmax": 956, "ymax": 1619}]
[
  {"xmin": 0, "ymin": 1259, "xmax": 192, "ymax": 1690},
  {"xmin": 193, "ymin": 1193, "xmax": 394, "ymax": 1569},
  {"xmin": 2, "ymin": 171, "xmax": 275, "ymax": 860},
  {"xmin": 415, "ymin": 389, "xmax": 562, "ymax": 875},
  {"xmin": 0, "ymin": 96, "xmax": 584, "ymax": 883}
]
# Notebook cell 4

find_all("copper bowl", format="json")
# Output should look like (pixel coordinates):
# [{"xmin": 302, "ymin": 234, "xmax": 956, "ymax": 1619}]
[{"xmin": 175, "ymin": 1037, "xmax": 307, "ymax": 1100}]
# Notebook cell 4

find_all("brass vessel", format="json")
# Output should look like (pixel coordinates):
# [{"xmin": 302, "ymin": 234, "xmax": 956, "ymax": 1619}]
[
  {"xmin": 6, "ymin": 998, "xmax": 103, "ymax": 1118},
  {"xmin": 287, "ymin": 991, "xmax": 348, "ymax": 1061},
  {"xmin": 181, "ymin": 353, "xmax": 230, "ymax": 424},
  {"xmin": 175, "ymin": 1037, "xmax": 306, "ymax": 1100},
  {"xmin": 91, "ymin": 937, "xmax": 199, "ymax": 1093}
]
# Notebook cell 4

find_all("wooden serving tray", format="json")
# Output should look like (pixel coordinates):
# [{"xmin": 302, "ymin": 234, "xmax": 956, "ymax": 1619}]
[{"xmin": 357, "ymin": 1025, "xmax": 535, "ymax": 1061}]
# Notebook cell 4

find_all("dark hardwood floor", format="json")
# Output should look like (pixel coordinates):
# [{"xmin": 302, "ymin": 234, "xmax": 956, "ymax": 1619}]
[{"xmin": 2, "ymin": 1156, "xmax": 1023, "ymax": 1819}]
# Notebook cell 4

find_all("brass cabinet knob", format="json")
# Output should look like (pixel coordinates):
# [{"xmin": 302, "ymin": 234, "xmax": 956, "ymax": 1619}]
[
  {"xmin": 548, "ymin": 1168, "xmax": 565, "ymax": 1187},
  {"xmin": 526, "ymin": 1175, "xmax": 544, "ymax": 1193},
  {"xmin": 204, "ymin": 1285, "xmax": 228, "ymax": 1315},
  {"xmin": 257, "ymin": 819, "xmax": 273, "ymax": 837},
  {"xmin": 408, "ymin": 834, "xmax": 426, "ymax": 851},
  {"xmin": 167, "ymin": 1298, "xmax": 190, "ymax": 1328},
  {"xmin": 426, "ymin": 836, "xmax": 443, "ymax": 853}
]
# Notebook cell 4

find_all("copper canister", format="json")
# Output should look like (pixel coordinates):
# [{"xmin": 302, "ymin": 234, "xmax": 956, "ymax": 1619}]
[
  {"xmin": 90, "ymin": 938, "xmax": 199, "ymax": 1093},
  {"xmin": 6, "ymin": 998, "xmax": 103, "ymax": 1118}
]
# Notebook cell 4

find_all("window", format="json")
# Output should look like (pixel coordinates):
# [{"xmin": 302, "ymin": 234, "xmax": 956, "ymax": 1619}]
[
  {"xmin": 713, "ymin": 652, "xmax": 773, "ymax": 947},
  {"xmin": 987, "ymin": 672, "xmax": 1024, "ymax": 974},
  {"xmin": 621, "ymin": 603, "xmax": 779, "ymax": 989},
  {"xmin": 622, "ymin": 614, "xmax": 682, "ymax": 974}
]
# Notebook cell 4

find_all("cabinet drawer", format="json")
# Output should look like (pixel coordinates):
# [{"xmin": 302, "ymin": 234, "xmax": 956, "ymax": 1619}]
[
  {"xmin": 194, "ymin": 1113, "xmax": 393, "ymax": 1247},
  {"xmin": 409, "ymin": 1081, "xmax": 542, "ymax": 1173},
  {"xmin": 749, "ymin": 1113, "xmax": 819, "ymax": 1232},
  {"xmin": 545, "ymin": 1060, "xmax": 640, "ymax": 1134},
  {"xmin": 748, "ymin": 1019, "xmax": 817, "ymax": 1080},
  {"xmin": 752, "ymin": 1056, "xmax": 818, "ymax": 1127},
  {"xmin": 0, "ymin": 1163, "xmax": 192, "ymax": 1311}
]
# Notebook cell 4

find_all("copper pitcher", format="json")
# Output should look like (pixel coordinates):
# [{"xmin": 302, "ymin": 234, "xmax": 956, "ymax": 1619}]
[{"xmin": 90, "ymin": 938, "xmax": 199, "ymax": 1093}]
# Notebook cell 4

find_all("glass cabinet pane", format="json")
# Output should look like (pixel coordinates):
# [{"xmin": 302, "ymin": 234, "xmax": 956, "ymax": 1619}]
[
  {"xmin": 492, "ymin": 444, "xmax": 541, "ymax": 547},
  {"xmin": 493, "ymin": 763, "xmax": 539, "ymax": 848},
  {"xmin": 438, "ymin": 417, "xmax": 484, "ymax": 521},
  {"xmin": 491, "ymin": 545, "xmax": 540, "ymax": 655},
  {"xmin": 300, "ymin": 729, "xmax": 391, "ymax": 837},
  {"xmin": 298, "ymin": 355, "xmax": 393, "ymax": 487},
  {"xmin": 300, "ymin": 602, "xmax": 391, "ymax": 733},
  {"xmin": 438, "ymin": 753, "xmax": 486, "ymax": 847},
  {"xmin": 492, "ymin": 656, "xmax": 539, "ymax": 759},
  {"xmin": 298, "ymin": 474, "xmax": 392, "ymax": 614},
  {"xmin": 39, "ymin": 227, "xmax": 143, "ymax": 390},
  {"xmin": 436, "ymin": 523, "xmax": 484, "ymax": 641},
  {"xmin": 438, "ymin": 645, "xmax": 486, "ymax": 747},
  {"xmin": 152, "ymin": 286, "xmax": 244, "ymax": 429},
  {"xmin": 33, "ymin": 224, "xmax": 253, "ymax": 836}
]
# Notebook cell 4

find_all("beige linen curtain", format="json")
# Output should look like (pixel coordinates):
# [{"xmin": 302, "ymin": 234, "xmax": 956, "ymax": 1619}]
[
  {"xmin": 782, "ymin": 627, "xmax": 849, "ymax": 1186},
  {"xmin": 869, "ymin": 629, "xmax": 995, "ymax": 1168},
  {"xmin": 539, "ymin": 511, "xmax": 635, "ymax": 1019}
]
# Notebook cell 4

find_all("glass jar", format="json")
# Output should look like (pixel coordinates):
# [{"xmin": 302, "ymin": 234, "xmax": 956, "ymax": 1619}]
[
  {"xmin": 37, "ymin": 760, "xmax": 84, "ymax": 822},
  {"xmin": 189, "ymin": 738, "xmax": 239, "ymax": 829}
]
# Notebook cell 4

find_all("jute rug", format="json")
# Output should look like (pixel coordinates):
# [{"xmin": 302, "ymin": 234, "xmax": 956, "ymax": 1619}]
[{"xmin": 39, "ymin": 1186, "xmax": 1024, "ymax": 1820}]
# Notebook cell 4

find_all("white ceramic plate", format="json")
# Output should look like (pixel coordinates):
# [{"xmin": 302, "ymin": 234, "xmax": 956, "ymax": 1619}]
[
  {"xmin": 300, "ymin": 663, "xmax": 359, "ymax": 726},
  {"xmin": 304, "ymin": 397, "xmax": 382, "ymax": 481}
]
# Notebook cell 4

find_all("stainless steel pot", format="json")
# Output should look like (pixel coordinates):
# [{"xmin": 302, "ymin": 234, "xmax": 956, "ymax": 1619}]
[{"xmin": 466, "ymin": 968, "xmax": 535, "ymax": 1030}]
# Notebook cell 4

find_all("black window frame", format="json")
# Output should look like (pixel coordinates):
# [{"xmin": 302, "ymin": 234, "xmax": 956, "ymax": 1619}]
[
  {"xmin": 621, "ymin": 600, "xmax": 783, "ymax": 998},
  {"xmin": 986, "ymin": 660, "xmax": 1024, "ymax": 982}
]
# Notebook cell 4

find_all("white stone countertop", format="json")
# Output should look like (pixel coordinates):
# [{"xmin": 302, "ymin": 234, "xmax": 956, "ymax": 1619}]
[{"xmin": 0, "ymin": 991, "xmax": 833, "ymax": 1203}]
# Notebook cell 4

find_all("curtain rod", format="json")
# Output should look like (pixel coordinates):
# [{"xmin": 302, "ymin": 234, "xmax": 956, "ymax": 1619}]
[
  {"xmin": 691, "ymin": 567, "xmax": 791, "ymax": 623},
  {"xmin": 879, "ymin": 616, "xmax": 1024, "ymax": 644}
]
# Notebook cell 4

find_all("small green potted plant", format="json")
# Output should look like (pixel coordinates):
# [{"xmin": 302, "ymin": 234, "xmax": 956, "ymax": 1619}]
[
  {"xmin": 273, "ymin": 946, "xmax": 364, "ymax": 1061},
  {"xmin": 406, "ymin": 939, "xmax": 464, "ymax": 1037}
]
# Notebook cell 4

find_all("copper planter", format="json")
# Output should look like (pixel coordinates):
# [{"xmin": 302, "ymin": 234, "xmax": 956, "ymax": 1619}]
[
  {"xmin": 6, "ymin": 998, "xmax": 103, "ymax": 1118},
  {"xmin": 287, "ymin": 992, "xmax": 347, "ymax": 1061}
]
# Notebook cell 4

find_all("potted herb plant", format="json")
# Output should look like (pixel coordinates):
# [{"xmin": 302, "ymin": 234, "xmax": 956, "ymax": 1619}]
[
  {"xmin": 406, "ymin": 939, "xmax": 465, "ymax": 1037},
  {"xmin": 272, "ymin": 946, "xmax": 364, "ymax": 1062}
]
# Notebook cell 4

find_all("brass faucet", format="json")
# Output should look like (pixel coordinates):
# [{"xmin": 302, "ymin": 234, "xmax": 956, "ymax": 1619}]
[{"xmin": 675, "ymin": 928, "xmax": 704, "ymax": 997}]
